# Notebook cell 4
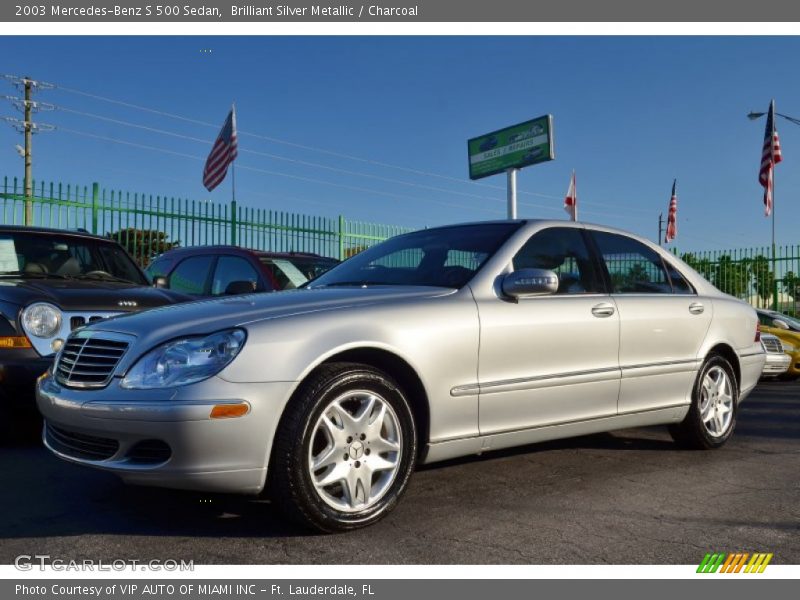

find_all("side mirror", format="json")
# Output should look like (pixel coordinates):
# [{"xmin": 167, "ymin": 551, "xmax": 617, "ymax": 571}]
[
  {"xmin": 502, "ymin": 269, "xmax": 558, "ymax": 299},
  {"xmin": 773, "ymin": 318, "xmax": 790, "ymax": 330},
  {"xmin": 153, "ymin": 276, "xmax": 169, "ymax": 289},
  {"xmin": 224, "ymin": 280, "xmax": 256, "ymax": 295}
]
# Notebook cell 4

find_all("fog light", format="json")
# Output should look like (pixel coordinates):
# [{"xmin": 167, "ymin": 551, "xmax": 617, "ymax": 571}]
[
  {"xmin": 51, "ymin": 338, "xmax": 64, "ymax": 352},
  {"xmin": 210, "ymin": 403, "xmax": 250, "ymax": 419}
]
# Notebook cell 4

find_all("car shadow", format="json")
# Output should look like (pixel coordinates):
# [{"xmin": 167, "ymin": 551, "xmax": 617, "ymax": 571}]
[{"xmin": 1, "ymin": 381, "xmax": 796, "ymax": 545}]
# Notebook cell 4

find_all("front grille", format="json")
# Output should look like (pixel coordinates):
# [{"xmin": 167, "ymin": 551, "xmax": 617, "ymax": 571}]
[
  {"xmin": 70, "ymin": 315, "xmax": 106, "ymax": 330},
  {"xmin": 45, "ymin": 423, "xmax": 119, "ymax": 461},
  {"xmin": 127, "ymin": 440, "xmax": 172, "ymax": 464},
  {"xmin": 762, "ymin": 337, "xmax": 784, "ymax": 354},
  {"xmin": 55, "ymin": 334, "xmax": 129, "ymax": 388}
]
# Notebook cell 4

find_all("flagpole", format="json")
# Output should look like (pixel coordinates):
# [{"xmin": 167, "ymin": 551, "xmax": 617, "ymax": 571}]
[
  {"xmin": 772, "ymin": 168, "xmax": 776, "ymax": 310},
  {"xmin": 231, "ymin": 103, "xmax": 237, "ymax": 246}
]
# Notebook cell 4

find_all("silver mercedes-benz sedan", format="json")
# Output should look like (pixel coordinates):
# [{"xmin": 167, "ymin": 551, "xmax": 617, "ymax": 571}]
[{"xmin": 37, "ymin": 220, "xmax": 765, "ymax": 531}]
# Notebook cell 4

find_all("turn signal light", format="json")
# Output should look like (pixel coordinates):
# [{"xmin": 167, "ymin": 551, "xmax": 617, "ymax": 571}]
[
  {"xmin": 0, "ymin": 336, "xmax": 32, "ymax": 349},
  {"xmin": 210, "ymin": 403, "xmax": 250, "ymax": 419},
  {"xmin": 755, "ymin": 324, "xmax": 761, "ymax": 343}
]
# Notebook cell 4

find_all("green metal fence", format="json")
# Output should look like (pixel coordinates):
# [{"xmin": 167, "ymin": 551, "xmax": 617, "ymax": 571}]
[
  {"xmin": 677, "ymin": 247, "xmax": 800, "ymax": 315},
  {"xmin": 3, "ymin": 175, "xmax": 800, "ymax": 314},
  {"xmin": 0, "ymin": 176, "xmax": 411, "ymax": 266}
]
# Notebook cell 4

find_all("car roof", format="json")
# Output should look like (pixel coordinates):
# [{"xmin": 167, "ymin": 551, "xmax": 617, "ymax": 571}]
[
  {"xmin": 152, "ymin": 245, "xmax": 336, "ymax": 261},
  {"xmin": 0, "ymin": 224, "xmax": 115, "ymax": 243}
]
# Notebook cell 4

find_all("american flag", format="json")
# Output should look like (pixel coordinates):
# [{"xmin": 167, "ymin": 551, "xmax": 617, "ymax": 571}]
[
  {"xmin": 665, "ymin": 179, "xmax": 677, "ymax": 243},
  {"xmin": 759, "ymin": 99, "xmax": 782, "ymax": 217},
  {"xmin": 564, "ymin": 170, "xmax": 577, "ymax": 221},
  {"xmin": 203, "ymin": 106, "xmax": 238, "ymax": 192}
]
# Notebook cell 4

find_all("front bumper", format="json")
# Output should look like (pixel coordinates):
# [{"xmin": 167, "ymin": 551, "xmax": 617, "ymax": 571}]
[
  {"xmin": 36, "ymin": 372, "xmax": 296, "ymax": 494},
  {"xmin": 0, "ymin": 350, "xmax": 52, "ymax": 410}
]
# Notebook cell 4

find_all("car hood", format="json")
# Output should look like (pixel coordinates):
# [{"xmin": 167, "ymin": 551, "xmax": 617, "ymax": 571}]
[
  {"xmin": 87, "ymin": 286, "xmax": 455, "ymax": 344},
  {"xmin": 0, "ymin": 277, "xmax": 189, "ymax": 310}
]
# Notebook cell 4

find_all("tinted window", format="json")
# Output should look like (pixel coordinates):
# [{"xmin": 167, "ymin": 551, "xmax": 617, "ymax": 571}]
[
  {"xmin": 662, "ymin": 260, "xmax": 694, "ymax": 294},
  {"xmin": 592, "ymin": 231, "xmax": 675, "ymax": 294},
  {"xmin": 144, "ymin": 257, "xmax": 174, "ymax": 283},
  {"xmin": 211, "ymin": 256, "xmax": 261, "ymax": 296},
  {"xmin": 0, "ymin": 232, "xmax": 145, "ymax": 284},
  {"xmin": 513, "ymin": 227, "xmax": 603, "ymax": 294},
  {"xmin": 97, "ymin": 244, "xmax": 147, "ymax": 285},
  {"xmin": 169, "ymin": 255, "xmax": 214, "ymax": 295}
]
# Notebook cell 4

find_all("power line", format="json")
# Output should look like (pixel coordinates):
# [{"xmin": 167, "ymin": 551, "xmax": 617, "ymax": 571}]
[
  {"xmin": 51, "ymin": 103, "xmax": 557, "ymax": 209},
  {"xmin": 55, "ymin": 127, "xmax": 507, "ymax": 216},
  {"xmin": 49, "ymin": 103, "xmax": 655, "ymax": 221},
  {"xmin": 47, "ymin": 79, "xmax": 655, "ymax": 214}
]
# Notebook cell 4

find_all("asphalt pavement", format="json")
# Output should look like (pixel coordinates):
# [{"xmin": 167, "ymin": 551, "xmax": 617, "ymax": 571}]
[{"xmin": 1, "ymin": 380, "xmax": 798, "ymax": 565}]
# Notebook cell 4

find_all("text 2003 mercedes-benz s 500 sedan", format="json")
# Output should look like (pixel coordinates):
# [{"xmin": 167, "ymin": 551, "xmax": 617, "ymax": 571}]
[{"xmin": 38, "ymin": 221, "xmax": 765, "ymax": 532}]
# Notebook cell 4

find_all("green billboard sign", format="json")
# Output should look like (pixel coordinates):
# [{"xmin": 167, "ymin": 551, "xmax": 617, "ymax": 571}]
[{"xmin": 467, "ymin": 115, "xmax": 554, "ymax": 180}]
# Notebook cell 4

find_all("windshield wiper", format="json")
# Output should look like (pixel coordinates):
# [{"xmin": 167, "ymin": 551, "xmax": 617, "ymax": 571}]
[
  {"xmin": 0, "ymin": 270, "xmax": 70, "ymax": 279},
  {"xmin": 313, "ymin": 281, "xmax": 397, "ymax": 288},
  {"xmin": 73, "ymin": 273, "xmax": 139, "ymax": 284}
]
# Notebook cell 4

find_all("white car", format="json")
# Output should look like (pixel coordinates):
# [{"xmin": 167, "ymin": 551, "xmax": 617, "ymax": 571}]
[
  {"xmin": 760, "ymin": 333, "xmax": 791, "ymax": 377},
  {"xmin": 38, "ymin": 220, "xmax": 765, "ymax": 532}
]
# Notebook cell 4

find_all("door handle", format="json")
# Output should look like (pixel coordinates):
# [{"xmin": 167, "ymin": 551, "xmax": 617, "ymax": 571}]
[
  {"xmin": 689, "ymin": 302, "xmax": 705, "ymax": 315},
  {"xmin": 591, "ymin": 303, "xmax": 615, "ymax": 318}
]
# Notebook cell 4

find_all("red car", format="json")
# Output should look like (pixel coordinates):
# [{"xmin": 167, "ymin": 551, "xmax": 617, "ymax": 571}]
[{"xmin": 144, "ymin": 246, "xmax": 339, "ymax": 297}]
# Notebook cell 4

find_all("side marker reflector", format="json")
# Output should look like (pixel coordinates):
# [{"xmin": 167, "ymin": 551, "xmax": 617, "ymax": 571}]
[{"xmin": 210, "ymin": 403, "xmax": 249, "ymax": 419}]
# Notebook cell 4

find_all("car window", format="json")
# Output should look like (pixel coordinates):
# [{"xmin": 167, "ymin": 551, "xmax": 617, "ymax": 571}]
[
  {"xmin": 144, "ymin": 257, "xmax": 174, "ymax": 283},
  {"xmin": 96, "ymin": 244, "xmax": 148, "ymax": 285},
  {"xmin": 168, "ymin": 255, "xmax": 214, "ymax": 295},
  {"xmin": 211, "ymin": 256, "xmax": 261, "ymax": 296},
  {"xmin": 663, "ymin": 261, "xmax": 694, "ymax": 294},
  {"xmin": 591, "ymin": 231, "xmax": 676, "ymax": 294},
  {"xmin": 309, "ymin": 223, "xmax": 521, "ymax": 289},
  {"xmin": 512, "ymin": 227, "xmax": 603, "ymax": 294},
  {"xmin": 757, "ymin": 312, "xmax": 773, "ymax": 327},
  {"xmin": 0, "ymin": 232, "xmax": 146, "ymax": 283},
  {"xmin": 260, "ymin": 257, "xmax": 338, "ymax": 289}
]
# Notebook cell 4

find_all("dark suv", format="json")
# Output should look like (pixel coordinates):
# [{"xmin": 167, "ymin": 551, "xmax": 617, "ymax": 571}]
[
  {"xmin": 144, "ymin": 246, "xmax": 339, "ymax": 297},
  {"xmin": 0, "ymin": 226, "xmax": 190, "ymax": 415}
]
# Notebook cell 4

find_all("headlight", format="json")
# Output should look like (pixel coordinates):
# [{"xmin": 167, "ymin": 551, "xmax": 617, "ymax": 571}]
[
  {"xmin": 782, "ymin": 342, "xmax": 796, "ymax": 353},
  {"xmin": 21, "ymin": 302, "xmax": 62, "ymax": 339},
  {"xmin": 121, "ymin": 329, "xmax": 247, "ymax": 389}
]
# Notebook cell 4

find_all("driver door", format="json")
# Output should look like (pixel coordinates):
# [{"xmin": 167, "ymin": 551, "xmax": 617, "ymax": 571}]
[{"xmin": 476, "ymin": 227, "xmax": 621, "ymax": 434}]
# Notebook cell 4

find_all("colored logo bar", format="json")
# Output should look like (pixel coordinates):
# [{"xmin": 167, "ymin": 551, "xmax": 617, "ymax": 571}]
[{"xmin": 697, "ymin": 552, "xmax": 773, "ymax": 573}]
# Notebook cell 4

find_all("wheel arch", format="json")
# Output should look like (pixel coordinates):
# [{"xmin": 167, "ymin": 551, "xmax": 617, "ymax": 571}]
[
  {"xmin": 705, "ymin": 342, "xmax": 741, "ymax": 391},
  {"xmin": 316, "ymin": 347, "xmax": 431, "ymax": 461}
]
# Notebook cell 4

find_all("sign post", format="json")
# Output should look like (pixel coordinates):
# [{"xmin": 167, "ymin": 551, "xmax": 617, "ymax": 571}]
[
  {"xmin": 507, "ymin": 168, "xmax": 518, "ymax": 219},
  {"xmin": 468, "ymin": 115, "xmax": 554, "ymax": 219}
]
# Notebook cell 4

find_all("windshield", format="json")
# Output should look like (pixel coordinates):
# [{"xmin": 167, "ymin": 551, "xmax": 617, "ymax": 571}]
[
  {"xmin": 260, "ymin": 256, "xmax": 339, "ymax": 290},
  {"xmin": 0, "ymin": 232, "xmax": 147, "ymax": 285},
  {"xmin": 766, "ymin": 311, "xmax": 800, "ymax": 331},
  {"xmin": 309, "ymin": 223, "xmax": 522, "ymax": 289}
]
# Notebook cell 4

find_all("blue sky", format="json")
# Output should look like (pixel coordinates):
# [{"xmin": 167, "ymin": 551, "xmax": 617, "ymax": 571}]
[{"xmin": 1, "ymin": 36, "xmax": 799, "ymax": 251}]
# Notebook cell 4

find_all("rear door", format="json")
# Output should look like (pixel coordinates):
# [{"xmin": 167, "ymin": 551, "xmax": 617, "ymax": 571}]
[{"xmin": 589, "ymin": 231, "xmax": 712, "ymax": 414}]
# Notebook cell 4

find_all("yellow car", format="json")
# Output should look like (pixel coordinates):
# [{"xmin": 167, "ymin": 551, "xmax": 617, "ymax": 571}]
[{"xmin": 756, "ymin": 309, "xmax": 800, "ymax": 380}]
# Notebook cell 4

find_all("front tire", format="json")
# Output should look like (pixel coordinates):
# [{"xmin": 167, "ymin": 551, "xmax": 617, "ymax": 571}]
[
  {"xmin": 269, "ymin": 362, "xmax": 417, "ymax": 532},
  {"xmin": 669, "ymin": 354, "xmax": 738, "ymax": 449}
]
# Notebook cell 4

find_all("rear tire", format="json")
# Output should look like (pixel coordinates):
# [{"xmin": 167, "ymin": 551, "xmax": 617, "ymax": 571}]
[
  {"xmin": 269, "ymin": 362, "xmax": 417, "ymax": 532},
  {"xmin": 669, "ymin": 354, "xmax": 738, "ymax": 450}
]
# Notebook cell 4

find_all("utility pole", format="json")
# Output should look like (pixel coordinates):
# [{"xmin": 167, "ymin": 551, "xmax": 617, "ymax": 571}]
[
  {"xmin": 658, "ymin": 212, "xmax": 664, "ymax": 247},
  {"xmin": 1, "ymin": 74, "xmax": 54, "ymax": 226},
  {"xmin": 23, "ymin": 77, "xmax": 33, "ymax": 226}
]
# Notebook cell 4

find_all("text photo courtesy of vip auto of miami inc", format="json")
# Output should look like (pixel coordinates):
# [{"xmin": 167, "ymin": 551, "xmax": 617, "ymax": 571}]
[{"xmin": 0, "ymin": 34, "xmax": 798, "ymax": 582}]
